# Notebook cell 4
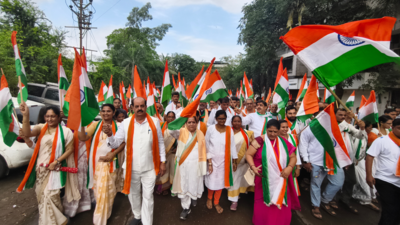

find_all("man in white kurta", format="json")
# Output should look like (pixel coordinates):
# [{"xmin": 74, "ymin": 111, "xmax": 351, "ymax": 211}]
[
  {"xmin": 164, "ymin": 91, "xmax": 181, "ymax": 117},
  {"xmin": 106, "ymin": 98, "xmax": 166, "ymax": 225},
  {"xmin": 237, "ymin": 100, "xmax": 270, "ymax": 138},
  {"xmin": 207, "ymin": 97, "xmax": 235, "ymax": 127}
]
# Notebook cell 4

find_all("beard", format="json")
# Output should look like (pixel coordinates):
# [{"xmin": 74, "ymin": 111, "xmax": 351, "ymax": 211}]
[{"xmin": 287, "ymin": 116, "xmax": 296, "ymax": 122}]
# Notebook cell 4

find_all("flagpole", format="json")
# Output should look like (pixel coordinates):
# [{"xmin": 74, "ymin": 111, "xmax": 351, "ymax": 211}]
[{"xmin": 326, "ymin": 86, "xmax": 359, "ymax": 123}]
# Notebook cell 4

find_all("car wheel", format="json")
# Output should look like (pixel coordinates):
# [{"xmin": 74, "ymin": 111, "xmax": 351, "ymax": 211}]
[{"xmin": 0, "ymin": 155, "xmax": 8, "ymax": 179}]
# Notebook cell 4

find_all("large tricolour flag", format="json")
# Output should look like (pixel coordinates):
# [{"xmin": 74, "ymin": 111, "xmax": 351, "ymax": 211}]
[
  {"xmin": 296, "ymin": 73, "xmax": 308, "ymax": 102},
  {"xmin": 0, "ymin": 75, "xmax": 19, "ymax": 147},
  {"xmin": 358, "ymin": 90, "xmax": 378, "ymax": 124},
  {"xmin": 192, "ymin": 58, "xmax": 216, "ymax": 101},
  {"xmin": 63, "ymin": 48, "xmax": 99, "ymax": 127},
  {"xmin": 58, "ymin": 54, "xmax": 70, "ymax": 109},
  {"xmin": 296, "ymin": 75, "xmax": 319, "ymax": 122},
  {"xmin": 11, "ymin": 31, "xmax": 28, "ymax": 104},
  {"xmin": 161, "ymin": 60, "xmax": 172, "ymax": 108},
  {"xmin": 309, "ymin": 103, "xmax": 352, "ymax": 174},
  {"xmin": 272, "ymin": 68, "xmax": 289, "ymax": 110},
  {"xmin": 346, "ymin": 91, "xmax": 355, "ymax": 108},
  {"xmin": 105, "ymin": 76, "xmax": 114, "ymax": 104},
  {"xmin": 280, "ymin": 17, "xmax": 400, "ymax": 88},
  {"xmin": 199, "ymin": 70, "xmax": 228, "ymax": 103}
]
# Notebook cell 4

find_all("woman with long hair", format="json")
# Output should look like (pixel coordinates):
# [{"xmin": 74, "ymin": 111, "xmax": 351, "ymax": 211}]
[
  {"xmin": 372, "ymin": 115, "xmax": 393, "ymax": 136},
  {"xmin": 246, "ymin": 119, "xmax": 300, "ymax": 225},
  {"xmin": 18, "ymin": 103, "xmax": 79, "ymax": 225}
]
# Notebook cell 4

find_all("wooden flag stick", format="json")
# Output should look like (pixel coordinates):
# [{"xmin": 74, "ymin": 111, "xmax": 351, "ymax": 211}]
[
  {"xmin": 18, "ymin": 76, "xmax": 23, "ymax": 104},
  {"xmin": 326, "ymin": 86, "xmax": 359, "ymax": 123}
]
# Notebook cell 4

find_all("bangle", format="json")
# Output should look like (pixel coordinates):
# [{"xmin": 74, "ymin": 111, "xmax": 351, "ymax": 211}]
[
  {"xmin": 250, "ymin": 165, "xmax": 255, "ymax": 168},
  {"xmin": 287, "ymin": 165, "xmax": 293, "ymax": 169},
  {"xmin": 55, "ymin": 159, "xmax": 61, "ymax": 165}
]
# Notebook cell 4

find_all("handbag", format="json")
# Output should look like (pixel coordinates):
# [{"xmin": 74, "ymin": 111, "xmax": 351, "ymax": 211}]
[{"xmin": 244, "ymin": 166, "xmax": 255, "ymax": 186}]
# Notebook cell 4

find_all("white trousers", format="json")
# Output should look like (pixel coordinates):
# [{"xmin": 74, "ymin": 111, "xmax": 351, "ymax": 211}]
[
  {"xmin": 128, "ymin": 169, "xmax": 156, "ymax": 225},
  {"xmin": 180, "ymin": 195, "xmax": 191, "ymax": 210}
]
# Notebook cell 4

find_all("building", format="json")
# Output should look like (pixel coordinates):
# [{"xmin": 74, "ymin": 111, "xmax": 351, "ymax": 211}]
[{"xmin": 278, "ymin": 14, "xmax": 400, "ymax": 114}]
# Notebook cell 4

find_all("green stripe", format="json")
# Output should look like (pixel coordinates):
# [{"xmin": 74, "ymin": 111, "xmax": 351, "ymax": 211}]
[
  {"xmin": 298, "ymin": 88, "xmax": 307, "ymax": 101},
  {"xmin": 361, "ymin": 112, "xmax": 379, "ymax": 124},
  {"xmin": 15, "ymin": 59, "xmax": 27, "ymax": 85},
  {"xmin": 313, "ymin": 44, "xmax": 400, "ymax": 88},
  {"xmin": 59, "ymin": 77, "xmax": 70, "ymax": 91},
  {"xmin": 146, "ymin": 105, "xmax": 157, "ymax": 117},
  {"xmin": 161, "ymin": 84, "xmax": 172, "ymax": 108},
  {"xmin": 274, "ymin": 84, "xmax": 289, "ymax": 109},
  {"xmin": 325, "ymin": 95, "xmax": 335, "ymax": 104},
  {"xmin": 200, "ymin": 88, "xmax": 228, "ymax": 103},
  {"xmin": 345, "ymin": 101, "xmax": 354, "ymax": 108},
  {"xmin": 25, "ymin": 161, "xmax": 37, "ymax": 189},
  {"xmin": 309, "ymin": 119, "xmax": 340, "ymax": 172},
  {"xmin": 0, "ymin": 99, "xmax": 16, "ymax": 147},
  {"xmin": 278, "ymin": 137, "xmax": 289, "ymax": 205},
  {"xmin": 261, "ymin": 140, "xmax": 271, "ymax": 204},
  {"xmin": 168, "ymin": 117, "xmax": 187, "ymax": 130},
  {"xmin": 17, "ymin": 87, "xmax": 28, "ymax": 104},
  {"xmin": 355, "ymin": 139, "xmax": 362, "ymax": 160},
  {"xmin": 105, "ymin": 95, "xmax": 114, "ymax": 104},
  {"xmin": 59, "ymin": 124, "xmax": 67, "ymax": 187},
  {"xmin": 81, "ymin": 87, "xmax": 100, "ymax": 127}
]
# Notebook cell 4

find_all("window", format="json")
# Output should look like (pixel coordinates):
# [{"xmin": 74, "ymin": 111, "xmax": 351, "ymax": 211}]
[
  {"xmin": 282, "ymin": 56, "xmax": 293, "ymax": 74},
  {"xmin": 27, "ymin": 85, "xmax": 45, "ymax": 97},
  {"xmin": 44, "ymin": 89, "xmax": 59, "ymax": 101}
]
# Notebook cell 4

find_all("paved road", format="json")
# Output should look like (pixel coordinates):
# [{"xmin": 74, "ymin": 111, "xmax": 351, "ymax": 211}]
[{"xmin": 1, "ymin": 166, "xmax": 381, "ymax": 225}]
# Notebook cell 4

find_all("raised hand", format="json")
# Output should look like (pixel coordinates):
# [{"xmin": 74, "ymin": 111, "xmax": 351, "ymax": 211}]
[
  {"xmin": 102, "ymin": 124, "xmax": 113, "ymax": 137},
  {"xmin": 19, "ymin": 102, "xmax": 29, "ymax": 117}
]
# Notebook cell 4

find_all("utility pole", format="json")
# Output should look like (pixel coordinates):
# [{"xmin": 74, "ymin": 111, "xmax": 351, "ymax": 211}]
[{"xmin": 66, "ymin": 0, "xmax": 96, "ymax": 54}]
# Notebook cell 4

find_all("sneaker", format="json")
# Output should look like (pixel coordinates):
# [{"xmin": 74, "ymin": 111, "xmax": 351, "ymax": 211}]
[
  {"xmin": 180, "ymin": 208, "xmax": 191, "ymax": 220},
  {"xmin": 230, "ymin": 202, "xmax": 238, "ymax": 211},
  {"xmin": 191, "ymin": 199, "xmax": 197, "ymax": 207},
  {"xmin": 129, "ymin": 218, "xmax": 142, "ymax": 225}
]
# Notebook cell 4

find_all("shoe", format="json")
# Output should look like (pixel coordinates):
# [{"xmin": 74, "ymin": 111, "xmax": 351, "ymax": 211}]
[
  {"xmin": 129, "ymin": 218, "xmax": 142, "ymax": 225},
  {"xmin": 191, "ymin": 199, "xmax": 197, "ymax": 207},
  {"xmin": 180, "ymin": 208, "xmax": 191, "ymax": 220},
  {"xmin": 230, "ymin": 202, "xmax": 238, "ymax": 211}
]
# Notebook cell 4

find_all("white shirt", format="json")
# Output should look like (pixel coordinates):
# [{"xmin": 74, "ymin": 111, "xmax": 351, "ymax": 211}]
[
  {"xmin": 339, "ymin": 121, "xmax": 367, "ymax": 161},
  {"xmin": 240, "ymin": 112, "xmax": 269, "ymax": 138},
  {"xmin": 368, "ymin": 135, "xmax": 400, "ymax": 188},
  {"xmin": 207, "ymin": 106, "xmax": 234, "ymax": 127},
  {"xmin": 164, "ymin": 102, "xmax": 180, "ymax": 116},
  {"xmin": 107, "ymin": 116, "xmax": 166, "ymax": 172},
  {"xmin": 298, "ymin": 126, "xmax": 325, "ymax": 167}
]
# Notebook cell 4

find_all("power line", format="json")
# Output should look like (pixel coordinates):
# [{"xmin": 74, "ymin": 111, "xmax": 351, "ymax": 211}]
[
  {"xmin": 93, "ymin": 0, "xmax": 123, "ymax": 23},
  {"xmin": 89, "ymin": 30, "xmax": 103, "ymax": 58}
]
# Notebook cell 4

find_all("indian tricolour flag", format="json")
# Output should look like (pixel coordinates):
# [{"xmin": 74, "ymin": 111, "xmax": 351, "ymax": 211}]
[
  {"xmin": 346, "ymin": 91, "xmax": 355, "ymax": 108},
  {"xmin": 58, "ymin": 54, "xmax": 70, "ymax": 109},
  {"xmin": 191, "ymin": 58, "xmax": 216, "ymax": 101},
  {"xmin": 105, "ymin": 76, "xmax": 114, "ymax": 104},
  {"xmin": 63, "ymin": 48, "xmax": 99, "ymax": 127},
  {"xmin": 161, "ymin": 60, "xmax": 172, "ymax": 108},
  {"xmin": 358, "ymin": 90, "xmax": 378, "ymax": 124},
  {"xmin": 199, "ymin": 70, "xmax": 228, "ymax": 103},
  {"xmin": 296, "ymin": 75, "xmax": 319, "ymax": 122},
  {"xmin": 97, "ymin": 81, "xmax": 107, "ymax": 105},
  {"xmin": 309, "ymin": 103, "xmax": 352, "ymax": 174},
  {"xmin": 243, "ymin": 72, "xmax": 253, "ymax": 99},
  {"xmin": 296, "ymin": 73, "xmax": 308, "ymax": 102},
  {"xmin": 146, "ymin": 84, "xmax": 161, "ymax": 121},
  {"xmin": 177, "ymin": 72, "xmax": 188, "ymax": 107},
  {"xmin": 11, "ymin": 31, "xmax": 28, "ymax": 104},
  {"xmin": 186, "ymin": 66, "xmax": 204, "ymax": 99},
  {"xmin": 272, "ymin": 68, "xmax": 289, "ymax": 111},
  {"xmin": 281, "ymin": 17, "xmax": 400, "ymax": 88},
  {"xmin": 0, "ymin": 75, "xmax": 19, "ymax": 147},
  {"xmin": 324, "ymin": 86, "xmax": 336, "ymax": 104}
]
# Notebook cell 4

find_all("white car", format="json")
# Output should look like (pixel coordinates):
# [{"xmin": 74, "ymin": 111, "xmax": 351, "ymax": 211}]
[{"xmin": 0, "ymin": 98, "xmax": 45, "ymax": 178}]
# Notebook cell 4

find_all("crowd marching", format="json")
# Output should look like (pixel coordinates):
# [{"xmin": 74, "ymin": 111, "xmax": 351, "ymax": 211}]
[{"xmin": 1, "ymin": 17, "xmax": 400, "ymax": 225}]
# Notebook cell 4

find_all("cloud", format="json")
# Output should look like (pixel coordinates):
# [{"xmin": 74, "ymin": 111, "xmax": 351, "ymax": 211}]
[
  {"xmin": 136, "ymin": 0, "xmax": 250, "ymax": 14},
  {"xmin": 31, "ymin": 0, "xmax": 54, "ymax": 3},
  {"xmin": 208, "ymin": 25, "xmax": 222, "ymax": 30}
]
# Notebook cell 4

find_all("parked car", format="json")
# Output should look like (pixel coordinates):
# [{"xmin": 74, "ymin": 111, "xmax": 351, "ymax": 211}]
[
  {"xmin": 0, "ymin": 98, "xmax": 45, "ymax": 178},
  {"xmin": 27, "ymin": 82, "xmax": 59, "ymax": 106}
]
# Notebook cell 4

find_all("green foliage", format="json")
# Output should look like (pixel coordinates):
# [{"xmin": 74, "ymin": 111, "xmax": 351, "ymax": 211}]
[
  {"xmin": 0, "ymin": 0, "xmax": 72, "ymax": 95},
  {"xmin": 162, "ymin": 53, "xmax": 203, "ymax": 83}
]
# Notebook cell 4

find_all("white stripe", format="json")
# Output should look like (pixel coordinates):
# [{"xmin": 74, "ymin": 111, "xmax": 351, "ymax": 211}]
[
  {"xmin": 13, "ymin": 46, "xmax": 26, "ymax": 75},
  {"xmin": 358, "ymin": 101, "xmax": 378, "ymax": 120},
  {"xmin": 102, "ymin": 85, "xmax": 108, "ymax": 94},
  {"xmin": 346, "ymin": 95, "xmax": 355, "ymax": 103},
  {"xmin": 0, "ymin": 88, "xmax": 12, "ymax": 111},
  {"xmin": 163, "ymin": 71, "xmax": 170, "ymax": 87},
  {"xmin": 317, "ymin": 112, "xmax": 352, "ymax": 167},
  {"xmin": 200, "ymin": 79, "xmax": 225, "ymax": 100},
  {"xmin": 297, "ymin": 33, "xmax": 397, "ymax": 71},
  {"xmin": 47, "ymin": 125, "xmax": 64, "ymax": 190},
  {"xmin": 147, "ymin": 94, "xmax": 155, "ymax": 107},
  {"xmin": 106, "ymin": 84, "xmax": 114, "ymax": 100},
  {"xmin": 80, "ymin": 67, "xmax": 93, "ymax": 90},
  {"xmin": 296, "ymin": 101, "xmax": 307, "ymax": 117},
  {"xmin": 59, "ymin": 65, "xmax": 67, "ymax": 79}
]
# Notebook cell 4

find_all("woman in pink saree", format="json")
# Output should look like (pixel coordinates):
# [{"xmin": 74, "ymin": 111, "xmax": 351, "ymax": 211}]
[{"xmin": 246, "ymin": 120, "xmax": 301, "ymax": 225}]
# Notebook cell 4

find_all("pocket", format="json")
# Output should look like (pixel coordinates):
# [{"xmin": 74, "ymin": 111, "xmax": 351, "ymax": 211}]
[{"xmin": 312, "ymin": 165, "xmax": 321, "ymax": 178}]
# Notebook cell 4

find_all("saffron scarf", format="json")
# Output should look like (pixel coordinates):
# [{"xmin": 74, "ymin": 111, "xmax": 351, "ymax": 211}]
[
  {"xmin": 234, "ymin": 128, "xmax": 253, "ymax": 163},
  {"xmin": 224, "ymin": 126, "xmax": 234, "ymax": 188},
  {"xmin": 388, "ymin": 132, "xmax": 400, "ymax": 177},
  {"xmin": 87, "ymin": 120, "xmax": 118, "ymax": 189},
  {"xmin": 261, "ymin": 136, "xmax": 289, "ymax": 208},
  {"xmin": 122, "ymin": 114, "xmax": 160, "ymax": 194},
  {"xmin": 287, "ymin": 133, "xmax": 300, "ymax": 196},
  {"xmin": 161, "ymin": 122, "xmax": 168, "ymax": 137},
  {"xmin": 17, "ymin": 124, "xmax": 67, "ymax": 192}
]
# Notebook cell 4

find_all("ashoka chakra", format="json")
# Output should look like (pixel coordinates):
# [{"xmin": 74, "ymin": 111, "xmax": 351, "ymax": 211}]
[{"xmin": 338, "ymin": 34, "xmax": 365, "ymax": 46}]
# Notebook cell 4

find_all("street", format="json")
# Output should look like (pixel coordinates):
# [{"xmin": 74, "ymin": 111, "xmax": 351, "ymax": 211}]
[{"xmin": 1, "ymin": 166, "xmax": 381, "ymax": 225}]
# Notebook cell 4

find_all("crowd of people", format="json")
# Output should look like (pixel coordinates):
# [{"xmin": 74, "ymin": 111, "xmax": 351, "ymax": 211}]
[{"xmin": 14, "ymin": 91, "xmax": 400, "ymax": 225}]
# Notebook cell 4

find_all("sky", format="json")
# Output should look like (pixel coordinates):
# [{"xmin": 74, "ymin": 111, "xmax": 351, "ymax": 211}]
[{"xmin": 32, "ymin": 0, "xmax": 251, "ymax": 62}]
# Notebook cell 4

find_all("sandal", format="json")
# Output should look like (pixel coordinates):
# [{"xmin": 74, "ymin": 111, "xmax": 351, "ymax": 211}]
[
  {"xmin": 329, "ymin": 200, "xmax": 339, "ymax": 209},
  {"xmin": 372, "ymin": 199, "xmax": 379, "ymax": 204},
  {"xmin": 206, "ymin": 199, "xmax": 213, "ymax": 209},
  {"xmin": 214, "ymin": 204, "xmax": 224, "ymax": 214},
  {"xmin": 321, "ymin": 203, "xmax": 336, "ymax": 216},
  {"xmin": 342, "ymin": 203, "xmax": 358, "ymax": 214},
  {"xmin": 364, "ymin": 203, "xmax": 380, "ymax": 212},
  {"xmin": 312, "ymin": 208, "xmax": 322, "ymax": 220},
  {"xmin": 230, "ymin": 202, "xmax": 238, "ymax": 211}
]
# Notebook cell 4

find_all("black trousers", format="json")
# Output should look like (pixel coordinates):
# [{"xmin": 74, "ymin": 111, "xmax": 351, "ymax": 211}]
[
  {"xmin": 375, "ymin": 179, "xmax": 400, "ymax": 225},
  {"xmin": 336, "ymin": 164, "xmax": 357, "ymax": 205}
]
